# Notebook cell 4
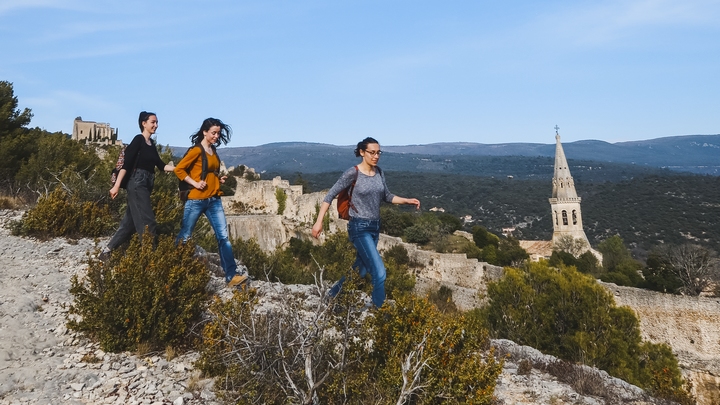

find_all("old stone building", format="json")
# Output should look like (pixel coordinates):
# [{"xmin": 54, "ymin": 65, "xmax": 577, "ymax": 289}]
[
  {"xmin": 549, "ymin": 132, "xmax": 589, "ymax": 246},
  {"xmin": 72, "ymin": 117, "xmax": 121, "ymax": 145},
  {"xmin": 520, "ymin": 129, "xmax": 597, "ymax": 261}
]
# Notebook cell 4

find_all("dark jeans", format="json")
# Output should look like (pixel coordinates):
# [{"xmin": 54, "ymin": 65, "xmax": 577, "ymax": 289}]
[
  {"xmin": 108, "ymin": 169, "xmax": 156, "ymax": 250},
  {"xmin": 329, "ymin": 218, "xmax": 387, "ymax": 307}
]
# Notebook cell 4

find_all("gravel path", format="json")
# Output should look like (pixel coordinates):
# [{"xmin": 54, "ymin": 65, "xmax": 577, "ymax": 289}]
[{"xmin": 0, "ymin": 211, "xmax": 217, "ymax": 405}]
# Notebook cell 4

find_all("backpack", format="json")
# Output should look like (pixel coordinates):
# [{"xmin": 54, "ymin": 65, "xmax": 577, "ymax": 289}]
[
  {"xmin": 336, "ymin": 166, "xmax": 359, "ymax": 220},
  {"xmin": 110, "ymin": 146, "xmax": 126, "ymax": 186},
  {"xmin": 178, "ymin": 145, "xmax": 216, "ymax": 202},
  {"xmin": 110, "ymin": 136, "xmax": 151, "ymax": 189},
  {"xmin": 110, "ymin": 144, "xmax": 142, "ymax": 189}
]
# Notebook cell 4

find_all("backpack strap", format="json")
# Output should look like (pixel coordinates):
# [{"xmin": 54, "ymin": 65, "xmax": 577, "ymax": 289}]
[
  {"xmin": 347, "ymin": 165, "xmax": 359, "ymax": 215},
  {"xmin": 199, "ymin": 145, "xmax": 208, "ymax": 181}
]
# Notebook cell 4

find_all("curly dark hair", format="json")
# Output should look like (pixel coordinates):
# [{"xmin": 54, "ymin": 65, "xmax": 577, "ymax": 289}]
[
  {"xmin": 190, "ymin": 118, "xmax": 232, "ymax": 146},
  {"xmin": 354, "ymin": 137, "xmax": 379, "ymax": 157}
]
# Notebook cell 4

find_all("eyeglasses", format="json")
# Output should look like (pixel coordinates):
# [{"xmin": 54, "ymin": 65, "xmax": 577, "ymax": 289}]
[{"xmin": 365, "ymin": 150, "xmax": 383, "ymax": 156}]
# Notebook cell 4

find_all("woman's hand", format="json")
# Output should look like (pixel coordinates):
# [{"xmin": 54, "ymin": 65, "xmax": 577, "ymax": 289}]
[
  {"xmin": 194, "ymin": 180, "xmax": 207, "ymax": 190},
  {"xmin": 311, "ymin": 221, "xmax": 323, "ymax": 239},
  {"xmin": 109, "ymin": 185, "xmax": 120, "ymax": 200},
  {"xmin": 220, "ymin": 175, "xmax": 227, "ymax": 184},
  {"xmin": 392, "ymin": 196, "xmax": 421, "ymax": 210},
  {"xmin": 405, "ymin": 198, "xmax": 421, "ymax": 209},
  {"xmin": 164, "ymin": 161, "xmax": 175, "ymax": 172}
]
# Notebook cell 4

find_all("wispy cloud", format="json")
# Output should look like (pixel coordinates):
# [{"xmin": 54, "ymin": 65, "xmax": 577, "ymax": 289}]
[
  {"xmin": 0, "ymin": 0, "xmax": 88, "ymax": 16},
  {"xmin": 529, "ymin": 0, "xmax": 720, "ymax": 47},
  {"xmin": 24, "ymin": 89, "xmax": 117, "ymax": 111}
]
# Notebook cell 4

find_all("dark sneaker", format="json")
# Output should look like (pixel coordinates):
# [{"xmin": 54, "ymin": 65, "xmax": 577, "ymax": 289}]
[
  {"xmin": 98, "ymin": 251, "xmax": 111, "ymax": 262},
  {"xmin": 227, "ymin": 274, "xmax": 249, "ymax": 289}
]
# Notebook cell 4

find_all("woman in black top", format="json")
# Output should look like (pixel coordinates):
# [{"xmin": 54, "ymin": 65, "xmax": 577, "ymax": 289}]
[{"xmin": 102, "ymin": 111, "xmax": 175, "ymax": 256}]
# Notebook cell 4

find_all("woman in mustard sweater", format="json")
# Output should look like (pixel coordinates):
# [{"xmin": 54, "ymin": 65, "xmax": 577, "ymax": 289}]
[{"xmin": 174, "ymin": 118, "xmax": 246, "ymax": 288}]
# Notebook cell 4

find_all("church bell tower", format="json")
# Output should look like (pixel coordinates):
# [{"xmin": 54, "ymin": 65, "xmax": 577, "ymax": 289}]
[{"xmin": 549, "ymin": 127, "xmax": 589, "ymax": 245}]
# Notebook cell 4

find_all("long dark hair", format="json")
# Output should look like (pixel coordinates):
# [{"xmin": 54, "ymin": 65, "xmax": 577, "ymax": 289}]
[
  {"xmin": 138, "ymin": 111, "xmax": 156, "ymax": 132},
  {"xmin": 190, "ymin": 118, "xmax": 232, "ymax": 146},
  {"xmin": 354, "ymin": 137, "xmax": 379, "ymax": 157}
]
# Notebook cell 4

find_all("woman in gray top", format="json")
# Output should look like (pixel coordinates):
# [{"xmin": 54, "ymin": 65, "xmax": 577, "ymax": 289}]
[{"xmin": 312, "ymin": 137, "xmax": 420, "ymax": 308}]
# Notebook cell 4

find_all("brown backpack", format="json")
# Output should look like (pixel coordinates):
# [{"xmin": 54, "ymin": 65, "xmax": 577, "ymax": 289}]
[{"xmin": 336, "ymin": 166, "xmax": 359, "ymax": 220}]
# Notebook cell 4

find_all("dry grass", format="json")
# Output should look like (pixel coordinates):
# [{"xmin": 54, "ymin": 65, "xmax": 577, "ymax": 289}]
[
  {"xmin": 0, "ymin": 195, "xmax": 22, "ymax": 210},
  {"xmin": 165, "ymin": 345, "xmax": 177, "ymax": 361},
  {"xmin": 134, "ymin": 342, "xmax": 152, "ymax": 357}
]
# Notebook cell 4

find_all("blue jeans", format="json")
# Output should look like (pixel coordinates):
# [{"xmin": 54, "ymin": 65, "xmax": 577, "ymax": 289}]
[
  {"xmin": 329, "ymin": 218, "xmax": 387, "ymax": 307},
  {"xmin": 177, "ymin": 196, "xmax": 238, "ymax": 283}
]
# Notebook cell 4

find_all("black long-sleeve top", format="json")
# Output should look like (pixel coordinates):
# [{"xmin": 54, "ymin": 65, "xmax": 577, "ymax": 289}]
[{"xmin": 121, "ymin": 134, "xmax": 166, "ymax": 173}]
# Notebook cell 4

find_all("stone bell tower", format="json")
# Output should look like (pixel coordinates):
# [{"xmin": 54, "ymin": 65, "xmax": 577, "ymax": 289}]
[{"xmin": 549, "ymin": 127, "xmax": 589, "ymax": 246}]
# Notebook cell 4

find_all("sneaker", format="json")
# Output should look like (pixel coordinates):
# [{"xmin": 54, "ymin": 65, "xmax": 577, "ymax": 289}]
[
  {"xmin": 227, "ymin": 274, "xmax": 249, "ymax": 289},
  {"xmin": 98, "ymin": 251, "xmax": 111, "ymax": 262}
]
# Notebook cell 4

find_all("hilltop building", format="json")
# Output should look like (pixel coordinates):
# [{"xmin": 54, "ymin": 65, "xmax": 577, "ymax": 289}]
[
  {"xmin": 549, "ymin": 132, "xmax": 589, "ymax": 246},
  {"xmin": 72, "ymin": 117, "xmax": 121, "ymax": 146},
  {"xmin": 520, "ymin": 129, "xmax": 598, "ymax": 261}
]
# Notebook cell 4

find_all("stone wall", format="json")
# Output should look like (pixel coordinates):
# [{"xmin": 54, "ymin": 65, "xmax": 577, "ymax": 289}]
[
  {"xmin": 605, "ymin": 282, "xmax": 720, "ymax": 404},
  {"xmin": 223, "ymin": 176, "xmax": 503, "ymax": 310}
]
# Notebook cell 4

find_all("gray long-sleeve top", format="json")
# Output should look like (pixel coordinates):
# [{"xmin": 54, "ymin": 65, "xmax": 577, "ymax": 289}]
[{"xmin": 323, "ymin": 166, "xmax": 395, "ymax": 220}]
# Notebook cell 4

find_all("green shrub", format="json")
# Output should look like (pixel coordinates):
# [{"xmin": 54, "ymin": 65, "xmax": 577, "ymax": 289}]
[
  {"xmin": 382, "ymin": 244, "xmax": 416, "ymax": 299},
  {"xmin": 323, "ymin": 294, "xmax": 503, "ymax": 403},
  {"xmin": 426, "ymin": 285, "xmax": 458, "ymax": 314},
  {"xmin": 67, "ymin": 233, "xmax": 211, "ymax": 352},
  {"xmin": 198, "ymin": 280, "xmax": 503, "ymax": 404},
  {"xmin": 472, "ymin": 225, "xmax": 499, "ymax": 249},
  {"xmin": 642, "ymin": 252, "xmax": 683, "ymax": 294},
  {"xmin": 275, "ymin": 187, "xmax": 287, "ymax": 215},
  {"xmin": 197, "ymin": 274, "xmax": 368, "ymax": 404},
  {"xmin": 482, "ymin": 261, "xmax": 693, "ymax": 402},
  {"xmin": 13, "ymin": 187, "xmax": 115, "ymax": 239}
]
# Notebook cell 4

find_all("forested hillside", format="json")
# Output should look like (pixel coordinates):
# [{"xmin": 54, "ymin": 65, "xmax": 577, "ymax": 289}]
[
  {"xmin": 209, "ymin": 135, "xmax": 720, "ymax": 176},
  {"xmin": 275, "ymin": 170, "xmax": 720, "ymax": 255},
  {"xmin": 214, "ymin": 143, "xmax": 673, "ymax": 181}
]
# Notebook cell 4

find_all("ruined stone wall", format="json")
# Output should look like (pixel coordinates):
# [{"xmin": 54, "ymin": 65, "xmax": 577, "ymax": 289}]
[
  {"xmin": 605, "ymin": 282, "xmax": 720, "ymax": 404},
  {"xmin": 222, "ymin": 175, "xmax": 503, "ymax": 310},
  {"xmin": 224, "ymin": 177, "xmax": 331, "ymax": 224}
]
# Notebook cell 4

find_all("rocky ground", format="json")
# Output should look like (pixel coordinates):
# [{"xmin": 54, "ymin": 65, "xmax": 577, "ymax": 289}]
[{"xmin": 0, "ymin": 210, "xmax": 669, "ymax": 404}]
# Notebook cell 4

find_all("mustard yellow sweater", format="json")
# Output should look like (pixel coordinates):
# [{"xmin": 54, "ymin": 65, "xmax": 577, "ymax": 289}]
[{"xmin": 174, "ymin": 146, "xmax": 223, "ymax": 200}]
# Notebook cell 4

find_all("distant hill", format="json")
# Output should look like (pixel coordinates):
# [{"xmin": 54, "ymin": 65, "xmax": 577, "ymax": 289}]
[{"xmin": 175, "ymin": 134, "xmax": 720, "ymax": 177}]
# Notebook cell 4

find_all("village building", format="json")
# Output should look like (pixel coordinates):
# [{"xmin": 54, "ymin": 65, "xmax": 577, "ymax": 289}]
[
  {"xmin": 72, "ymin": 117, "xmax": 121, "ymax": 146},
  {"xmin": 519, "ymin": 128, "xmax": 599, "ymax": 261}
]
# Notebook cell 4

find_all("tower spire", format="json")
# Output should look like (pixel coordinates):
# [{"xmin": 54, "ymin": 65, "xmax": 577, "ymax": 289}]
[
  {"xmin": 549, "ymin": 128, "xmax": 589, "ymax": 248},
  {"xmin": 552, "ymin": 133, "xmax": 577, "ymax": 199}
]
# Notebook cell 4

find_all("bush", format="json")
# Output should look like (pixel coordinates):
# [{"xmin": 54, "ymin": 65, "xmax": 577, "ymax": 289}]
[
  {"xmin": 197, "ymin": 274, "xmax": 367, "ymax": 404},
  {"xmin": 323, "ymin": 294, "xmax": 503, "ymax": 403},
  {"xmin": 380, "ymin": 205, "xmax": 415, "ymax": 237},
  {"xmin": 12, "ymin": 187, "xmax": 115, "ymax": 239},
  {"xmin": 198, "ymin": 279, "xmax": 503, "ymax": 404},
  {"xmin": 482, "ymin": 261, "xmax": 693, "ymax": 402},
  {"xmin": 67, "ymin": 233, "xmax": 211, "ymax": 352},
  {"xmin": 382, "ymin": 245, "xmax": 416, "ymax": 299},
  {"xmin": 275, "ymin": 187, "xmax": 287, "ymax": 215},
  {"xmin": 426, "ymin": 285, "xmax": 458, "ymax": 314},
  {"xmin": 472, "ymin": 225, "xmax": 499, "ymax": 249}
]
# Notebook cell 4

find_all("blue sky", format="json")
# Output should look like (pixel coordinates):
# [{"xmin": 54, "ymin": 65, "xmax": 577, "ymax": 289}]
[{"xmin": 1, "ymin": 0, "xmax": 719, "ymax": 147}]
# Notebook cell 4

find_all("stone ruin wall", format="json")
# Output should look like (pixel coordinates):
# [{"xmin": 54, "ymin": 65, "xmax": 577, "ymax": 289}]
[
  {"xmin": 222, "ymin": 176, "xmax": 503, "ymax": 310},
  {"xmin": 605, "ymin": 283, "xmax": 720, "ymax": 403},
  {"xmin": 223, "ymin": 175, "xmax": 720, "ymax": 402}
]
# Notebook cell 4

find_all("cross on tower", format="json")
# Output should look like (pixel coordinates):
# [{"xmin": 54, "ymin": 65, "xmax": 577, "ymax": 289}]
[{"xmin": 554, "ymin": 125, "xmax": 560, "ymax": 135}]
